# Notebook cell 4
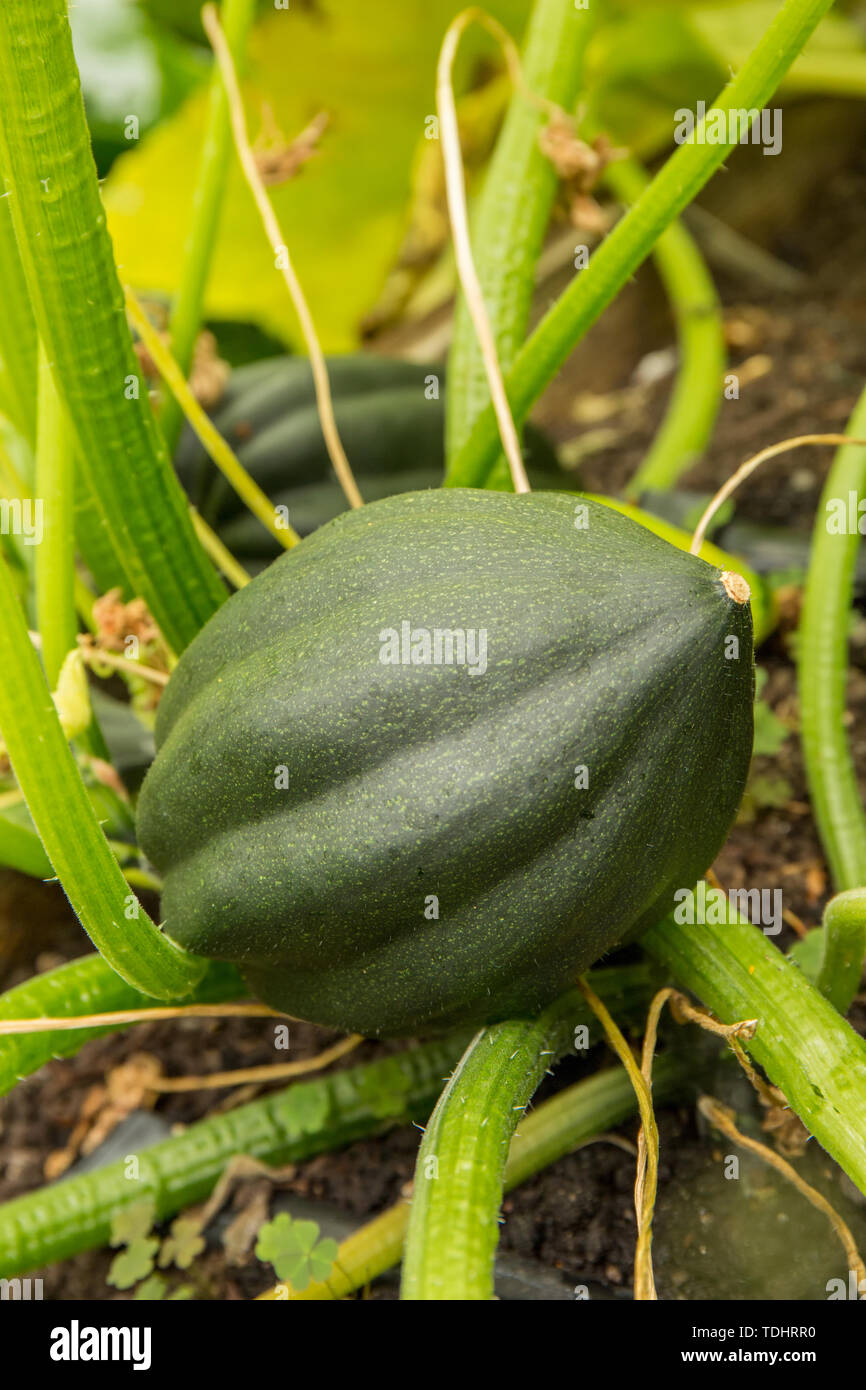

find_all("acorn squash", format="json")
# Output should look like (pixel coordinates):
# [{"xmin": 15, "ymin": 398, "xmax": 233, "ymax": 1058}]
[
  {"xmin": 137, "ymin": 489, "xmax": 754, "ymax": 1037},
  {"xmin": 174, "ymin": 355, "xmax": 562, "ymax": 564}
]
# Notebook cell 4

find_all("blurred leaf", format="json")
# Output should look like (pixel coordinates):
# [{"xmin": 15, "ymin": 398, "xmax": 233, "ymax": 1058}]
[
  {"xmin": 71, "ymin": 0, "xmax": 206, "ymax": 168},
  {"xmin": 585, "ymin": 1, "xmax": 866, "ymax": 160},
  {"xmin": 752, "ymin": 667, "xmax": 792, "ymax": 757},
  {"xmin": 105, "ymin": 0, "xmax": 533, "ymax": 350},
  {"xmin": 748, "ymin": 772, "xmax": 794, "ymax": 810},
  {"xmin": 586, "ymin": 5, "xmax": 721, "ymax": 156},
  {"xmin": 134, "ymin": 1274, "xmax": 168, "ymax": 1300},
  {"xmin": 158, "ymin": 1215, "xmax": 206, "ymax": 1270},
  {"xmin": 109, "ymin": 1199, "xmax": 157, "ymax": 1248},
  {"xmin": 143, "ymin": 0, "xmax": 272, "ymax": 45},
  {"xmin": 787, "ymin": 927, "xmax": 824, "ymax": 983},
  {"xmin": 109, "ymin": 1238, "xmax": 159, "ymax": 1289},
  {"xmin": 255, "ymin": 1212, "xmax": 338, "ymax": 1290},
  {"xmin": 689, "ymin": 2, "xmax": 866, "ymax": 96}
]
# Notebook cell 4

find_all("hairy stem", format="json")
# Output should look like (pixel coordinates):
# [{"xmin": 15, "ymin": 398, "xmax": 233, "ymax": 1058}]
[
  {"xmin": 159, "ymin": 0, "xmax": 258, "ymax": 456},
  {"xmin": 798, "ymin": 389, "xmax": 866, "ymax": 898},
  {"xmin": 0, "ymin": 0, "xmax": 226, "ymax": 652},
  {"xmin": 448, "ymin": 0, "xmax": 835, "ymax": 488},
  {"xmin": 445, "ymin": 0, "xmax": 592, "ymax": 482},
  {"xmin": 34, "ymin": 340, "xmax": 76, "ymax": 688},
  {"xmin": 401, "ymin": 965, "xmax": 654, "ymax": 1300},
  {"xmin": 643, "ymin": 898, "xmax": 866, "ymax": 1194},
  {"xmin": 602, "ymin": 157, "xmax": 725, "ymax": 499}
]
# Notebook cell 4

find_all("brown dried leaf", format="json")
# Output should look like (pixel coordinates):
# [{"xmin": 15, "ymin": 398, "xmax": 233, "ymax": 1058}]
[
  {"xmin": 254, "ymin": 109, "xmax": 329, "ymax": 187},
  {"xmin": 188, "ymin": 330, "xmax": 230, "ymax": 410}
]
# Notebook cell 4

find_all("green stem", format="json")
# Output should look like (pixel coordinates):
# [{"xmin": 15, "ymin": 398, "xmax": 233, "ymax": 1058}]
[
  {"xmin": 817, "ymin": 888, "xmax": 866, "ymax": 1015},
  {"xmin": 798, "ymin": 391, "xmax": 866, "ymax": 891},
  {"xmin": 603, "ymin": 158, "xmax": 725, "ymax": 499},
  {"xmin": 798, "ymin": 390, "xmax": 866, "ymax": 1013},
  {"xmin": 445, "ymin": 0, "xmax": 593, "ymax": 482},
  {"xmin": 643, "ymin": 899, "xmax": 866, "ymax": 1194},
  {"xmin": 0, "ymin": 954, "xmax": 244, "ymax": 1099},
  {"xmin": 0, "ymin": 0, "xmax": 226, "ymax": 653},
  {"xmin": 0, "ymin": 413, "xmax": 115, "ymax": 763},
  {"xmin": 0, "ymin": 550, "xmax": 205, "ymax": 999},
  {"xmin": 0, "ymin": 809, "xmax": 53, "ymax": 882},
  {"xmin": 0, "ymin": 196, "xmax": 36, "ymax": 445},
  {"xmin": 0, "ymin": 1035, "xmax": 467, "ymax": 1277},
  {"xmin": 448, "ymin": 0, "xmax": 835, "ymax": 488},
  {"xmin": 280, "ymin": 1050, "xmax": 691, "ymax": 1300},
  {"xmin": 401, "ymin": 965, "xmax": 652, "ymax": 1300},
  {"xmin": 159, "ymin": 0, "xmax": 257, "ymax": 457},
  {"xmin": 34, "ymin": 339, "xmax": 76, "ymax": 688}
]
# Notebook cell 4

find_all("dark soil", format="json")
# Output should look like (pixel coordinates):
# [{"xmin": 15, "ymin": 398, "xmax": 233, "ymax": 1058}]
[{"xmin": 3, "ymin": 101, "xmax": 866, "ymax": 1302}]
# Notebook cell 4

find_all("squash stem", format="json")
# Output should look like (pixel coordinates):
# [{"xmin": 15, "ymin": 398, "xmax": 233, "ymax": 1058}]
[
  {"xmin": 266, "ymin": 1047, "xmax": 692, "ymax": 1300},
  {"xmin": 601, "ymin": 156, "xmax": 726, "ymax": 501},
  {"xmin": 34, "ymin": 339, "xmax": 76, "ymax": 690},
  {"xmin": 817, "ymin": 888, "xmax": 866, "ymax": 1015},
  {"xmin": 401, "ymin": 964, "xmax": 655, "ymax": 1300},
  {"xmin": 0, "ymin": 0, "xmax": 226, "ymax": 652},
  {"xmin": 436, "ymin": 11, "xmax": 531, "ymax": 494},
  {"xmin": 0, "ymin": 549, "xmax": 206, "ymax": 1000},
  {"xmin": 159, "ymin": 0, "xmax": 258, "ymax": 458},
  {"xmin": 0, "ymin": 1034, "xmax": 467, "ymax": 1278},
  {"xmin": 0, "ymin": 955, "xmax": 245, "ymax": 1099},
  {"xmin": 798, "ymin": 388, "xmax": 866, "ymax": 899},
  {"xmin": 643, "ymin": 898, "xmax": 866, "ymax": 1195},
  {"xmin": 445, "ymin": 0, "xmax": 593, "ymax": 485},
  {"xmin": 448, "ymin": 0, "xmax": 837, "ymax": 489}
]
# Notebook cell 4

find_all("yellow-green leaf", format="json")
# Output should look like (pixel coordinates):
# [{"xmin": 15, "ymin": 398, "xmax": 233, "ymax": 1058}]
[{"xmin": 105, "ymin": 0, "xmax": 533, "ymax": 351}]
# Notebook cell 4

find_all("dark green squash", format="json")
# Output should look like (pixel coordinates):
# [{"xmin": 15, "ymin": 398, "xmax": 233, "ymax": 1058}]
[
  {"xmin": 137, "ymin": 489, "xmax": 754, "ymax": 1037},
  {"xmin": 173, "ymin": 355, "xmax": 562, "ymax": 564}
]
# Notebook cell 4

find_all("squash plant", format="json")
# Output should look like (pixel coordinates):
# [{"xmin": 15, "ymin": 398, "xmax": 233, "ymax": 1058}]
[{"xmin": 1, "ymin": 0, "xmax": 866, "ymax": 1303}]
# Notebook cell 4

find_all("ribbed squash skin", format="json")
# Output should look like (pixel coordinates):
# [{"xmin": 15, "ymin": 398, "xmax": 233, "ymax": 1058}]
[
  {"xmin": 173, "ymin": 356, "xmax": 561, "ymax": 562},
  {"xmin": 137, "ymin": 490, "xmax": 754, "ymax": 1037}
]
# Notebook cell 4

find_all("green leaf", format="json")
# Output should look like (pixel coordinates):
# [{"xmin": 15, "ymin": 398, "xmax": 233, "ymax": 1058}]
[
  {"xmin": 689, "ymin": 1, "xmax": 866, "ymax": 98},
  {"xmin": 752, "ymin": 668, "xmax": 792, "ymax": 757},
  {"xmin": 747, "ymin": 772, "xmax": 794, "ymax": 810},
  {"xmin": 105, "ymin": 0, "xmax": 533, "ymax": 351},
  {"xmin": 108, "ymin": 1237, "xmax": 159, "ymax": 1290},
  {"xmin": 787, "ymin": 927, "xmax": 824, "ymax": 984},
  {"xmin": 158, "ymin": 1215, "xmax": 206, "ymax": 1270},
  {"xmin": 110, "ymin": 1199, "xmax": 157, "ymax": 1248},
  {"xmin": 71, "ymin": 0, "xmax": 207, "ymax": 164},
  {"xmin": 255, "ymin": 1213, "xmax": 337, "ymax": 1291},
  {"xmin": 352, "ymin": 1062, "xmax": 413, "ymax": 1121},
  {"xmin": 0, "ymin": 805, "xmax": 53, "ymax": 879},
  {"xmin": 134, "ymin": 1274, "xmax": 168, "ymax": 1300},
  {"xmin": 272, "ymin": 1079, "xmax": 330, "ymax": 1137},
  {"xmin": 585, "ymin": 4, "xmax": 721, "ymax": 157}
]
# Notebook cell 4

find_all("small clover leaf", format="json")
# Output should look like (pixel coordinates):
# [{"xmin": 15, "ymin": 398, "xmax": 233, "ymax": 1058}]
[
  {"xmin": 748, "ymin": 772, "xmax": 794, "ymax": 810},
  {"xmin": 109, "ymin": 1199, "xmax": 156, "ymax": 1248},
  {"xmin": 354, "ymin": 1063, "xmax": 411, "ymax": 1120},
  {"xmin": 308, "ymin": 1236, "xmax": 339, "ymax": 1284},
  {"xmin": 134, "ymin": 1274, "xmax": 168, "ymax": 1301},
  {"xmin": 158, "ymin": 1215, "xmax": 206, "ymax": 1271},
  {"xmin": 274, "ymin": 1084, "xmax": 330, "ymax": 1138},
  {"xmin": 255, "ymin": 1213, "xmax": 338, "ymax": 1291},
  {"xmin": 752, "ymin": 674, "xmax": 792, "ymax": 757},
  {"xmin": 108, "ymin": 1237, "xmax": 159, "ymax": 1290}
]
